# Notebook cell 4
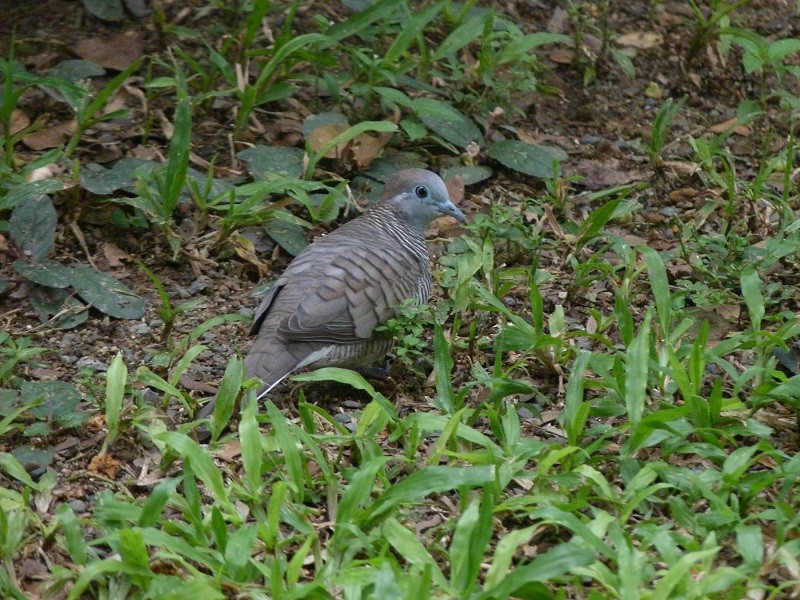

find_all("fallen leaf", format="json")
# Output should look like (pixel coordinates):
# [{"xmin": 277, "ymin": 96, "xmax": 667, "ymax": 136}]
[
  {"xmin": 307, "ymin": 124, "xmax": 392, "ymax": 169},
  {"xmin": 709, "ymin": 117, "xmax": 750, "ymax": 136},
  {"xmin": 75, "ymin": 31, "xmax": 144, "ymax": 70},
  {"xmin": 307, "ymin": 123, "xmax": 348, "ymax": 157},
  {"xmin": 617, "ymin": 31, "xmax": 663, "ymax": 50},
  {"xmin": 23, "ymin": 121, "xmax": 76, "ymax": 150},
  {"xmin": 10, "ymin": 109, "xmax": 30, "ymax": 135},
  {"xmin": 87, "ymin": 453, "xmax": 121, "ymax": 479},
  {"xmin": 566, "ymin": 158, "xmax": 645, "ymax": 189},
  {"xmin": 444, "ymin": 175, "xmax": 465, "ymax": 205},
  {"xmin": 715, "ymin": 305, "xmax": 741, "ymax": 320},
  {"xmin": 217, "ymin": 440, "xmax": 242, "ymax": 462},
  {"xmin": 102, "ymin": 243, "xmax": 133, "ymax": 267},
  {"xmin": 340, "ymin": 131, "xmax": 393, "ymax": 169},
  {"xmin": 548, "ymin": 48, "xmax": 573, "ymax": 64}
]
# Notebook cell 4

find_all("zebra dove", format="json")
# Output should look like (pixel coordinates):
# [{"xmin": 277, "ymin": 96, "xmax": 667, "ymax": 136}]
[{"xmin": 196, "ymin": 168, "xmax": 465, "ymax": 421}]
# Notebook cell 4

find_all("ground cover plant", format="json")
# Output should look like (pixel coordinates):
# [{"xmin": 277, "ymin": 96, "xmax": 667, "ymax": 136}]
[{"xmin": 1, "ymin": 0, "xmax": 800, "ymax": 597}]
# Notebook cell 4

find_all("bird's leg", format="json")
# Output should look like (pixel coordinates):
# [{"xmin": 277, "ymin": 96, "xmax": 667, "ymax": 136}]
[{"xmin": 357, "ymin": 354, "xmax": 395, "ymax": 381}]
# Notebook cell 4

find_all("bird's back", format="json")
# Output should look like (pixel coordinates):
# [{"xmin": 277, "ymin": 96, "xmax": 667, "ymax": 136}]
[{"xmin": 243, "ymin": 203, "xmax": 431, "ymax": 390}]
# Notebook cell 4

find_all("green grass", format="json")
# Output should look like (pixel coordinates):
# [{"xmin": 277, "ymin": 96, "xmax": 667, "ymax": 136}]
[{"xmin": 2, "ymin": 0, "xmax": 800, "ymax": 598}]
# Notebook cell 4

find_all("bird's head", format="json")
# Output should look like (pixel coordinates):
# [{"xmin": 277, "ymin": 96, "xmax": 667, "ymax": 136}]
[{"xmin": 378, "ymin": 168, "xmax": 466, "ymax": 232}]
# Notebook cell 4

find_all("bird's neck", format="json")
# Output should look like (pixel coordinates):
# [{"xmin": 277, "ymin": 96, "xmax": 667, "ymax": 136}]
[{"xmin": 369, "ymin": 203, "xmax": 429, "ymax": 255}]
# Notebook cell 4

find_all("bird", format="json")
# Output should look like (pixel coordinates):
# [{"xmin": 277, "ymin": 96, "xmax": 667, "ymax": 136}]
[{"xmin": 195, "ymin": 168, "xmax": 466, "ymax": 422}]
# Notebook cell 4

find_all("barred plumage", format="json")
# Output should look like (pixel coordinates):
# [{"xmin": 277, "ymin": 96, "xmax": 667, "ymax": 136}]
[{"xmin": 196, "ymin": 169, "xmax": 465, "ymax": 421}]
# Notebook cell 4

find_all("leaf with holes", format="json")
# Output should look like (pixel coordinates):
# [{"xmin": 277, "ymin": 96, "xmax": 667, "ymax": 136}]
[
  {"xmin": 9, "ymin": 194, "xmax": 57, "ymax": 261},
  {"xmin": 69, "ymin": 266, "xmax": 145, "ymax": 319},
  {"xmin": 487, "ymin": 140, "xmax": 566, "ymax": 178}
]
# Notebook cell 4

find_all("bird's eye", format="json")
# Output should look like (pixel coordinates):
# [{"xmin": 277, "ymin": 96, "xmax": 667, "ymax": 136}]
[{"xmin": 415, "ymin": 185, "xmax": 429, "ymax": 198}]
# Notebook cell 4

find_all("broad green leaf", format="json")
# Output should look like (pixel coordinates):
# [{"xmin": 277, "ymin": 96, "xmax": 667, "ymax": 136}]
[
  {"xmin": 79, "ymin": 159, "xmax": 155, "ymax": 195},
  {"xmin": 335, "ymin": 456, "xmax": 389, "ymax": 527},
  {"xmin": 239, "ymin": 393, "xmax": 262, "ymax": 492},
  {"xmin": 624, "ymin": 310, "xmax": 651, "ymax": 433},
  {"xmin": 414, "ymin": 98, "xmax": 484, "ymax": 149},
  {"xmin": 740, "ymin": 268, "xmax": 764, "ymax": 331},
  {"xmin": 159, "ymin": 96, "xmax": 192, "ymax": 214},
  {"xmin": 12, "ymin": 259, "xmax": 72, "ymax": 288},
  {"xmin": 69, "ymin": 265, "xmax": 145, "ymax": 319},
  {"xmin": 326, "ymin": 0, "xmax": 403, "ymax": 42},
  {"xmin": 48, "ymin": 59, "xmax": 106, "ymax": 82},
  {"xmin": 26, "ymin": 293, "xmax": 83, "ymax": 334},
  {"xmin": 9, "ymin": 445, "xmax": 55, "ymax": 478},
  {"xmin": 0, "ymin": 452, "xmax": 41, "ymax": 490},
  {"xmin": 433, "ymin": 322, "xmax": 456, "ymax": 413},
  {"xmin": 440, "ymin": 164, "xmax": 493, "ymax": 186},
  {"xmin": 9, "ymin": 193, "xmax": 57, "ymax": 261},
  {"xmin": 211, "ymin": 356, "xmax": 244, "ymax": 440},
  {"xmin": 104, "ymin": 353, "xmax": 126, "ymax": 443},
  {"xmin": 641, "ymin": 246, "xmax": 671, "ymax": 333},
  {"xmin": 264, "ymin": 216, "xmax": 308, "ymax": 256},
  {"xmin": 0, "ymin": 180, "xmax": 63, "ymax": 212},
  {"xmin": 81, "ymin": 0, "xmax": 124, "ymax": 21},
  {"xmin": 56, "ymin": 504, "xmax": 89, "ymax": 565},
  {"xmin": 486, "ymin": 140, "xmax": 564, "ymax": 178},
  {"xmin": 22, "ymin": 380, "xmax": 86, "ymax": 427},
  {"xmin": 238, "ymin": 146, "xmax": 306, "ymax": 179},
  {"xmin": 265, "ymin": 401, "xmax": 305, "ymax": 502},
  {"xmin": 138, "ymin": 477, "xmax": 180, "ymax": 528},
  {"xmin": 365, "ymin": 465, "xmax": 495, "ymax": 524},
  {"xmin": 433, "ymin": 15, "xmax": 488, "ymax": 61},
  {"xmin": 477, "ymin": 543, "xmax": 595, "ymax": 600},
  {"xmin": 155, "ymin": 432, "xmax": 234, "ymax": 513},
  {"xmin": 496, "ymin": 32, "xmax": 569, "ymax": 64},
  {"xmin": 450, "ymin": 489, "xmax": 494, "ymax": 594},
  {"xmin": 383, "ymin": 518, "xmax": 447, "ymax": 588}
]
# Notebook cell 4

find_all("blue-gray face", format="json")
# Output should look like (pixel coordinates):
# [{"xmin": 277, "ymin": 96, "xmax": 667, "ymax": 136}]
[
  {"xmin": 381, "ymin": 169, "xmax": 466, "ymax": 227},
  {"xmin": 410, "ymin": 180, "xmax": 467, "ymax": 223}
]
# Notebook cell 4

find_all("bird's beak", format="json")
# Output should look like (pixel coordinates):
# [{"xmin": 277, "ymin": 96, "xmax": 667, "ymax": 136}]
[{"xmin": 440, "ymin": 199, "xmax": 467, "ymax": 223}]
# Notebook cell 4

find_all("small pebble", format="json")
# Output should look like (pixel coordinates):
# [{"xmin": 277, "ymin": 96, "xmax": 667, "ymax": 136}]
[
  {"xmin": 659, "ymin": 207, "xmax": 681, "ymax": 218},
  {"xmin": 75, "ymin": 357, "xmax": 107, "ymax": 371}
]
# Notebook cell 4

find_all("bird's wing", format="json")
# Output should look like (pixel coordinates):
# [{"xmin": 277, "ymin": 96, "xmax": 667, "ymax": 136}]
[{"xmin": 274, "ymin": 243, "xmax": 421, "ymax": 344}]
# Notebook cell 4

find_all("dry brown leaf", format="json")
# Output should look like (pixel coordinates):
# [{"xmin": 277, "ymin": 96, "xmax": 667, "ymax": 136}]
[
  {"xmin": 307, "ymin": 123, "xmax": 348, "ymax": 157},
  {"xmin": 23, "ymin": 121, "xmax": 75, "ymax": 150},
  {"xmin": 566, "ymin": 158, "xmax": 644, "ymax": 190},
  {"xmin": 231, "ymin": 234, "xmax": 269, "ymax": 276},
  {"xmin": 87, "ymin": 453, "xmax": 121, "ymax": 479},
  {"xmin": 74, "ymin": 31, "xmax": 144, "ymax": 71},
  {"xmin": 548, "ymin": 48, "xmax": 573, "ymax": 64},
  {"xmin": 709, "ymin": 117, "xmax": 750, "ymax": 136},
  {"xmin": 617, "ymin": 31, "xmax": 663, "ymax": 50},
  {"xmin": 660, "ymin": 160, "xmax": 700, "ymax": 177},
  {"xmin": 217, "ymin": 441, "xmax": 242, "ymax": 462},
  {"xmin": 715, "ymin": 305, "xmax": 741, "ymax": 320},
  {"xmin": 269, "ymin": 117, "xmax": 304, "ymax": 146},
  {"xmin": 307, "ymin": 124, "xmax": 392, "ymax": 169},
  {"xmin": 340, "ymin": 131, "xmax": 392, "ymax": 169},
  {"xmin": 445, "ymin": 175, "xmax": 465, "ymax": 205},
  {"xmin": 102, "ymin": 243, "xmax": 134, "ymax": 267},
  {"xmin": 10, "ymin": 109, "xmax": 30, "ymax": 135}
]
